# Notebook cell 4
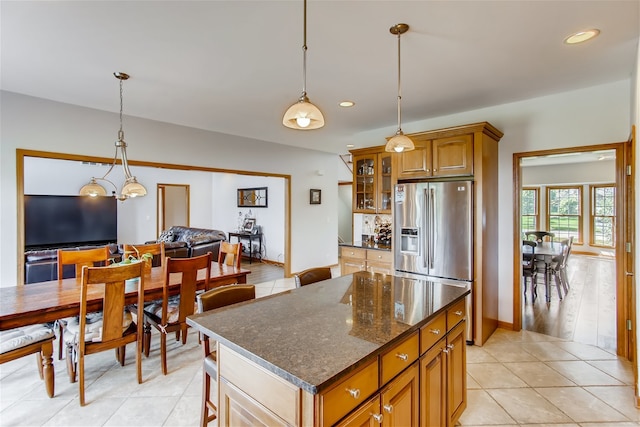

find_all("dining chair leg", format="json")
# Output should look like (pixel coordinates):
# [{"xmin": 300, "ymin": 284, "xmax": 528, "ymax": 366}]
[
  {"xmin": 66, "ymin": 342, "xmax": 77, "ymax": 383},
  {"xmin": 554, "ymin": 274, "xmax": 563, "ymax": 300},
  {"xmin": 201, "ymin": 366, "xmax": 212, "ymax": 427},
  {"xmin": 143, "ymin": 324, "xmax": 151, "ymax": 358},
  {"xmin": 160, "ymin": 333, "xmax": 168, "ymax": 375}
]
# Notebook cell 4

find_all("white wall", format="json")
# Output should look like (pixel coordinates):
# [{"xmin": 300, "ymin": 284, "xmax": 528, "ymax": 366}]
[{"xmin": 1, "ymin": 91, "xmax": 342, "ymax": 286}]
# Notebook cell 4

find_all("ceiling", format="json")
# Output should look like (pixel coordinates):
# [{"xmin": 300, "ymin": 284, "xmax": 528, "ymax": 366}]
[{"xmin": 1, "ymin": 1, "xmax": 638, "ymax": 155}]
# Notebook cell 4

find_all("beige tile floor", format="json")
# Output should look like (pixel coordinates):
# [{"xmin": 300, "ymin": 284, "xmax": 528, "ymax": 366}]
[{"xmin": 1, "ymin": 273, "xmax": 638, "ymax": 426}]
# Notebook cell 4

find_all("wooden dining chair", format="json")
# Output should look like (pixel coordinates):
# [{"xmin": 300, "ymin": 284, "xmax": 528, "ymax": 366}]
[
  {"xmin": 0, "ymin": 324, "xmax": 56, "ymax": 398},
  {"xmin": 218, "ymin": 241, "xmax": 242, "ymax": 269},
  {"xmin": 525, "ymin": 231, "xmax": 555, "ymax": 243},
  {"xmin": 294, "ymin": 267, "xmax": 332, "ymax": 288},
  {"xmin": 143, "ymin": 252, "xmax": 212, "ymax": 375},
  {"xmin": 56, "ymin": 246, "xmax": 112, "ymax": 360},
  {"xmin": 521, "ymin": 240, "xmax": 538, "ymax": 302},
  {"xmin": 67, "ymin": 261, "xmax": 145, "ymax": 406},
  {"xmin": 196, "ymin": 284, "xmax": 256, "ymax": 427},
  {"xmin": 549, "ymin": 238, "xmax": 571, "ymax": 299}
]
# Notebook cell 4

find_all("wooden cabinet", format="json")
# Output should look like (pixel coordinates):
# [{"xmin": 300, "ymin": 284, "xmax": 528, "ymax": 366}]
[
  {"xmin": 340, "ymin": 246, "xmax": 392, "ymax": 275},
  {"xmin": 419, "ymin": 300, "xmax": 468, "ymax": 427},
  {"xmin": 352, "ymin": 150, "xmax": 393, "ymax": 214},
  {"xmin": 395, "ymin": 134, "xmax": 473, "ymax": 180}
]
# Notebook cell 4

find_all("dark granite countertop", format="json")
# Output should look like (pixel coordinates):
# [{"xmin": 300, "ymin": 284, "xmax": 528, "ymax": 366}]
[
  {"xmin": 187, "ymin": 272, "xmax": 469, "ymax": 395},
  {"xmin": 339, "ymin": 242, "xmax": 392, "ymax": 251}
]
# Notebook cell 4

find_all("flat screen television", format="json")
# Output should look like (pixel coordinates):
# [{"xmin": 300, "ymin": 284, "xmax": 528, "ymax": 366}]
[{"xmin": 24, "ymin": 195, "xmax": 118, "ymax": 250}]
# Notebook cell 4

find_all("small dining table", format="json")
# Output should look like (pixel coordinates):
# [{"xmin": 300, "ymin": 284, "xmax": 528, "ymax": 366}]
[
  {"xmin": 522, "ymin": 241, "xmax": 562, "ymax": 302},
  {"xmin": 0, "ymin": 263, "xmax": 250, "ymax": 331}
]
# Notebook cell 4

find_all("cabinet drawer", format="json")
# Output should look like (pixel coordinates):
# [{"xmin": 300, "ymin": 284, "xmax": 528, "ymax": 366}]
[
  {"xmin": 420, "ymin": 313, "xmax": 446, "ymax": 355},
  {"xmin": 447, "ymin": 299, "xmax": 466, "ymax": 331},
  {"xmin": 320, "ymin": 359, "xmax": 379, "ymax": 427},
  {"xmin": 341, "ymin": 247, "xmax": 366, "ymax": 260},
  {"xmin": 380, "ymin": 331, "xmax": 418, "ymax": 385},
  {"xmin": 366, "ymin": 249, "xmax": 392, "ymax": 263}
]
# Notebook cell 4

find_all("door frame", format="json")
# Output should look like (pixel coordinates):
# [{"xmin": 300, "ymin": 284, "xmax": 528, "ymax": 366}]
[
  {"xmin": 512, "ymin": 141, "xmax": 631, "ymax": 358},
  {"xmin": 157, "ymin": 183, "xmax": 190, "ymax": 235}
]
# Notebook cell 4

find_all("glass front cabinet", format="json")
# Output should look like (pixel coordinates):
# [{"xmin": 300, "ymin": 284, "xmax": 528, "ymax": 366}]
[{"xmin": 352, "ymin": 151, "xmax": 392, "ymax": 214}]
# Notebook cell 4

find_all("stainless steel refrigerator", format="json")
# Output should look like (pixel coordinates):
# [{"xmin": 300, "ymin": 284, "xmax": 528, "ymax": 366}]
[{"xmin": 394, "ymin": 181, "xmax": 474, "ymax": 343}]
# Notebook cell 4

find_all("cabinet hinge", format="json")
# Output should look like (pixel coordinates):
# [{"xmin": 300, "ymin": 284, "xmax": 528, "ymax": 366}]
[
  {"xmin": 626, "ymin": 242, "xmax": 632, "ymax": 253},
  {"xmin": 627, "ymin": 165, "xmax": 632, "ymax": 176},
  {"xmin": 627, "ymin": 319, "xmax": 632, "ymax": 331}
]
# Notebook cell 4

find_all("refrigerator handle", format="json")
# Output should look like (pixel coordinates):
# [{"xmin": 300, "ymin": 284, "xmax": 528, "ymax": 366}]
[{"xmin": 429, "ymin": 188, "xmax": 435, "ymax": 269}]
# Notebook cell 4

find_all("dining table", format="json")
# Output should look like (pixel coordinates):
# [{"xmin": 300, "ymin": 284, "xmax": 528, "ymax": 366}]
[
  {"xmin": 522, "ymin": 241, "xmax": 562, "ymax": 302},
  {"xmin": 0, "ymin": 262, "xmax": 250, "ymax": 331}
]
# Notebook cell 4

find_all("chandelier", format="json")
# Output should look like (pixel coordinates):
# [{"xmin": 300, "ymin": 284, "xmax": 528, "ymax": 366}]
[{"xmin": 79, "ymin": 72, "xmax": 147, "ymax": 201}]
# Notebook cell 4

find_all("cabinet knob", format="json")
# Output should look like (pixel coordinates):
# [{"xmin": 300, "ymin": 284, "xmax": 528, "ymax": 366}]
[
  {"xmin": 346, "ymin": 388, "xmax": 361, "ymax": 399},
  {"xmin": 372, "ymin": 414, "xmax": 383, "ymax": 423},
  {"xmin": 426, "ymin": 169, "xmax": 430, "ymax": 172},
  {"xmin": 430, "ymin": 328, "xmax": 441, "ymax": 335},
  {"xmin": 395, "ymin": 353, "xmax": 409, "ymax": 361},
  {"xmin": 442, "ymin": 348, "xmax": 450, "ymax": 354},
  {"xmin": 454, "ymin": 310, "xmax": 463, "ymax": 316},
  {"xmin": 447, "ymin": 343, "xmax": 455, "ymax": 350},
  {"xmin": 383, "ymin": 404, "xmax": 393, "ymax": 413},
  {"xmin": 433, "ymin": 168, "xmax": 437, "ymax": 172}
]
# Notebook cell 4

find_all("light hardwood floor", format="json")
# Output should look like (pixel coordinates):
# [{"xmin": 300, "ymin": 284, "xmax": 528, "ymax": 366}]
[{"xmin": 522, "ymin": 254, "xmax": 616, "ymax": 353}]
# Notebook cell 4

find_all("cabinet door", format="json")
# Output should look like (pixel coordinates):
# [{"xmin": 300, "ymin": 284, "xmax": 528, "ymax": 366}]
[
  {"xmin": 377, "ymin": 153, "xmax": 393, "ymax": 214},
  {"xmin": 447, "ymin": 321, "xmax": 467, "ymax": 425},
  {"xmin": 219, "ymin": 378, "xmax": 290, "ymax": 427},
  {"xmin": 353, "ymin": 154, "xmax": 377, "ymax": 213},
  {"xmin": 420, "ymin": 340, "xmax": 447, "ymax": 427},
  {"xmin": 381, "ymin": 363, "xmax": 418, "ymax": 427},
  {"xmin": 432, "ymin": 135, "xmax": 473, "ymax": 177},
  {"xmin": 366, "ymin": 261, "xmax": 393, "ymax": 275},
  {"xmin": 395, "ymin": 144, "xmax": 432, "ymax": 180},
  {"xmin": 335, "ymin": 397, "xmax": 381, "ymax": 427}
]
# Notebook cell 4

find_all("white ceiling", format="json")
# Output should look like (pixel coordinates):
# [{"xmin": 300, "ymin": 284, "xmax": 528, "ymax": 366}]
[{"xmin": 1, "ymin": 1, "xmax": 638, "ymax": 155}]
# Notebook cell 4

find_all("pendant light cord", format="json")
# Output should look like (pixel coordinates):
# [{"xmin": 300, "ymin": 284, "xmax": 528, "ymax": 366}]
[
  {"xmin": 396, "ymin": 30, "xmax": 402, "ymax": 133},
  {"xmin": 301, "ymin": 0, "xmax": 308, "ymax": 98}
]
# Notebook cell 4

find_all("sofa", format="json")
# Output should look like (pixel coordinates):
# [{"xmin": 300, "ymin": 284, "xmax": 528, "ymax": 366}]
[
  {"xmin": 24, "ymin": 243, "xmax": 120, "ymax": 284},
  {"xmin": 148, "ymin": 226, "xmax": 227, "ymax": 260}
]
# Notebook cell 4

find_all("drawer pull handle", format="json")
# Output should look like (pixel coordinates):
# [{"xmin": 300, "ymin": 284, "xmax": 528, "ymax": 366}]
[
  {"xmin": 442, "ymin": 348, "xmax": 450, "ymax": 354},
  {"xmin": 372, "ymin": 413, "xmax": 383, "ymax": 423},
  {"xmin": 454, "ymin": 310, "xmax": 463, "ymax": 316},
  {"xmin": 430, "ymin": 328, "xmax": 441, "ymax": 335},
  {"xmin": 447, "ymin": 343, "xmax": 455, "ymax": 350},
  {"xmin": 396, "ymin": 353, "xmax": 409, "ymax": 361},
  {"xmin": 383, "ymin": 404, "xmax": 393, "ymax": 413},
  {"xmin": 346, "ymin": 388, "xmax": 360, "ymax": 399}
]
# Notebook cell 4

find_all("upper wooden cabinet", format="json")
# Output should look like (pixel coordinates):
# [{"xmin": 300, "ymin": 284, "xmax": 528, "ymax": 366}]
[{"xmin": 351, "ymin": 149, "xmax": 393, "ymax": 214}]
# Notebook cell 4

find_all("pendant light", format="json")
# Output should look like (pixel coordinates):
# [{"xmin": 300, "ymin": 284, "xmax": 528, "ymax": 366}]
[
  {"xmin": 282, "ymin": 0, "xmax": 325, "ymax": 130},
  {"xmin": 80, "ymin": 72, "xmax": 147, "ymax": 200},
  {"xmin": 385, "ymin": 23, "xmax": 415, "ymax": 153}
]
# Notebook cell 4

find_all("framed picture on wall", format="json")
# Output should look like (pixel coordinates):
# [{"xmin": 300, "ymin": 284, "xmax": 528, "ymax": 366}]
[
  {"xmin": 242, "ymin": 218, "xmax": 256, "ymax": 233},
  {"xmin": 310, "ymin": 189, "xmax": 321, "ymax": 205}
]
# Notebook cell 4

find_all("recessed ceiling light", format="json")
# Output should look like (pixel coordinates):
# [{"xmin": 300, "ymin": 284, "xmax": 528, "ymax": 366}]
[
  {"xmin": 564, "ymin": 29, "xmax": 600, "ymax": 44},
  {"xmin": 339, "ymin": 101, "xmax": 355, "ymax": 108},
  {"xmin": 346, "ymin": 144, "xmax": 355, "ymax": 148}
]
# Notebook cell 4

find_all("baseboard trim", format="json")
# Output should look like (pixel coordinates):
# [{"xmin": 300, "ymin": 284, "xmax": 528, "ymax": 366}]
[{"xmin": 497, "ymin": 320, "xmax": 514, "ymax": 331}]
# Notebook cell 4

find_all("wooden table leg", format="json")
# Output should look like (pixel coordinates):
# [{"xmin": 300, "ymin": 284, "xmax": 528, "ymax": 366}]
[{"xmin": 41, "ymin": 341, "xmax": 55, "ymax": 398}]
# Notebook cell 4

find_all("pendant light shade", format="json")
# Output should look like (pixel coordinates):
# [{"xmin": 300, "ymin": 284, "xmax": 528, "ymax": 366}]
[
  {"xmin": 79, "ymin": 72, "xmax": 147, "ymax": 201},
  {"xmin": 282, "ymin": 0, "xmax": 325, "ymax": 130},
  {"xmin": 385, "ymin": 23, "xmax": 415, "ymax": 153},
  {"xmin": 79, "ymin": 178, "xmax": 108, "ymax": 197}
]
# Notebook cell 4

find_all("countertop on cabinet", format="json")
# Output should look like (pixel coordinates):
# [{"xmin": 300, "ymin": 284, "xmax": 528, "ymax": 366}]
[
  {"xmin": 187, "ymin": 272, "xmax": 469, "ymax": 395},
  {"xmin": 339, "ymin": 242, "xmax": 392, "ymax": 251}
]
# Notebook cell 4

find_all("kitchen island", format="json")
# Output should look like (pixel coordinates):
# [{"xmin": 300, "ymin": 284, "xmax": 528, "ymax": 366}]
[{"xmin": 187, "ymin": 271, "xmax": 469, "ymax": 426}]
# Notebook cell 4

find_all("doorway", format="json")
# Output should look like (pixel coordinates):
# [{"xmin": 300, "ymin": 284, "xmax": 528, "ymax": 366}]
[
  {"xmin": 512, "ymin": 142, "xmax": 632, "ymax": 358},
  {"xmin": 157, "ymin": 184, "xmax": 189, "ymax": 234}
]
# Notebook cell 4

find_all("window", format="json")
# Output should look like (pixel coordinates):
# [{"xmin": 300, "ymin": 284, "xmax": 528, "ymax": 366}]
[
  {"xmin": 590, "ymin": 184, "xmax": 615, "ymax": 247},
  {"xmin": 547, "ymin": 186, "xmax": 582, "ymax": 243},
  {"xmin": 521, "ymin": 187, "xmax": 539, "ymax": 236}
]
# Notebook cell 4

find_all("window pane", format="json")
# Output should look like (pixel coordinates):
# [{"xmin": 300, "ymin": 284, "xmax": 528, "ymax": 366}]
[
  {"xmin": 593, "ymin": 217, "xmax": 614, "ymax": 246},
  {"xmin": 549, "ymin": 188, "xmax": 580, "ymax": 215},
  {"xmin": 521, "ymin": 216, "xmax": 536, "ymax": 232},
  {"xmin": 549, "ymin": 215, "xmax": 579, "ymax": 240},
  {"xmin": 521, "ymin": 189, "xmax": 536, "ymax": 215}
]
